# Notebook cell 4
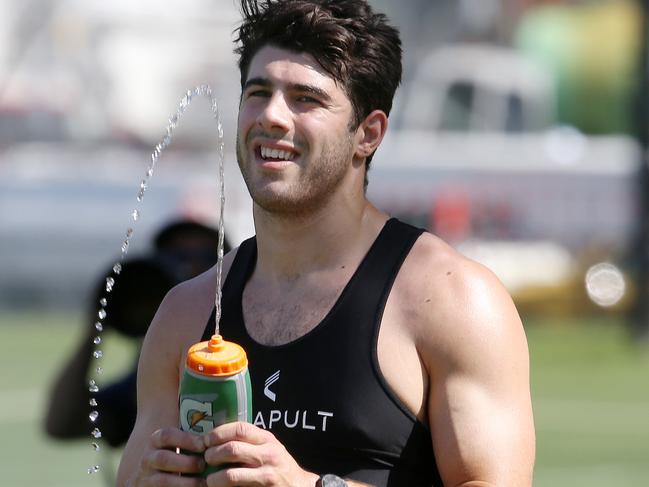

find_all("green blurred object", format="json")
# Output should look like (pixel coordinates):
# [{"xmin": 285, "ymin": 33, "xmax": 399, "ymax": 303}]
[
  {"xmin": 515, "ymin": 0, "xmax": 641, "ymax": 134},
  {"xmin": 527, "ymin": 319, "xmax": 649, "ymax": 486},
  {"xmin": 0, "ymin": 312, "xmax": 135, "ymax": 486}
]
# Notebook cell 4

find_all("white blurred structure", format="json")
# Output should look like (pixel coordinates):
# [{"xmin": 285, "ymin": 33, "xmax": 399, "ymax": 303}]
[
  {"xmin": 0, "ymin": 1, "xmax": 254, "ymax": 309},
  {"xmin": 0, "ymin": 0, "xmax": 242, "ymax": 146},
  {"xmin": 370, "ymin": 43, "xmax": 640, "ymax": 292}
]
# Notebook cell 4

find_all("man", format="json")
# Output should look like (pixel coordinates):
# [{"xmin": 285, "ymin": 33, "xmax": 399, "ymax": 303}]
[{"xmin": 117, "ymin": 1, "xmax": 535, "ymax": 486}]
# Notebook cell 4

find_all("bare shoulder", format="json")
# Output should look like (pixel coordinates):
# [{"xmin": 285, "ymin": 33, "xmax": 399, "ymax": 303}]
[
  {"xmin": 394, "ymin": 232, "xmax": 534, "ymax": 485},
  {"xmin": 141, "ymin": 247, "xmax": 240, "ymax": 374},
  {"xmin": 394, "ymin": 231, "xmax": 527, "ymax": 371}
]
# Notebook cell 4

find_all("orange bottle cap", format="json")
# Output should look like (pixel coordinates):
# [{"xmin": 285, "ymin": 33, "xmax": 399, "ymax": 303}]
[{"xmin": 185, "ymin": 335, "xmax": 248, "ymax": 377}]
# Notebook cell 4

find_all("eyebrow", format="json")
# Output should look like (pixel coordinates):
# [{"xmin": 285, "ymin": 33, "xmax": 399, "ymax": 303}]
[{"xmin": 243, "ymin": 77, "xmax": 332, "ymax": 102}]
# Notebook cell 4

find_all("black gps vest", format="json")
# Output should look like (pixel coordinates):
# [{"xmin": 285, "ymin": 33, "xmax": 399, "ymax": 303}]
[{"xmin": 201, "ymin": 218, "xmax": 443, "ymax": 486}]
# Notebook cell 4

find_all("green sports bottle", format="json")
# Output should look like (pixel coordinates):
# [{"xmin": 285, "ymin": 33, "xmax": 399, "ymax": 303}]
[{"xmin": 179, "ymin": 334, "xmax": 252, "ymax": 476}]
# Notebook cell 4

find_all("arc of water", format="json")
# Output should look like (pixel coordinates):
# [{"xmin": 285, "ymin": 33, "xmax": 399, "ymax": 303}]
[{"xmin": 87, "ymin": 85, "xmax": 226, "ymax": 475}]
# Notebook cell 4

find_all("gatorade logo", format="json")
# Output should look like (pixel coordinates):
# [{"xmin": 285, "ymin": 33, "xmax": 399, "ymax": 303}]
[
  {"xmin": 264, "ymin": 370, "xmax": 280, "ymax": 402},
  {"xmin": 179, "ymin": 398, "xmax": 225, "ymax": 433}
]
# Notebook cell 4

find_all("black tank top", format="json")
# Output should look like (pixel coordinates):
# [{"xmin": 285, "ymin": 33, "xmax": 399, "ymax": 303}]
[{"xmin": 201, "ymin": 218, "xmax": 443, "ymax": 486}]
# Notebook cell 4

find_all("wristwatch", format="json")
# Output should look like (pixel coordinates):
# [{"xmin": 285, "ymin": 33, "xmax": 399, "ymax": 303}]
[{"xmin": 316, "ymin": 473, "xmax": 349, "ymax": 487}]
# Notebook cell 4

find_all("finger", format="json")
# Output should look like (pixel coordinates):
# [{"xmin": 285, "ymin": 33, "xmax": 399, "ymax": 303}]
[
  {"xmin": 204, "ymin": 421, "xmax": 272, "ymax": 447},
  {"xmin": 204, "ymin": 440, "xmax": 264, "ymax": 468},
  {"xmin": 142, "ymin": 448, "xmax": 206, "ymax": 475},
  {"xmin": 152, "ymin": 427, "xmax": 205, "ymax": 452},
  {"xmin": 141, "ymin": 471, "xmax": 207, "ymax": 487},
  {"xmin": 206, "ymin": 466, "xmax": 273, "ymax": 487}
]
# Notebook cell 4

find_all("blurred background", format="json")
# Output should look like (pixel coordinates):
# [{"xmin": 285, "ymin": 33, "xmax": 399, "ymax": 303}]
[{"xmin": 1, "ymin": 0, "xmax": 648, "ymax": 485}]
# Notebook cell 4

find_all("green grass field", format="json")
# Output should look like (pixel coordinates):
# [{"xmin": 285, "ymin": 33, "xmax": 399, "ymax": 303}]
[{"xmin": 0, "ymin": 311, "xmax": 647, "ymax": 486}]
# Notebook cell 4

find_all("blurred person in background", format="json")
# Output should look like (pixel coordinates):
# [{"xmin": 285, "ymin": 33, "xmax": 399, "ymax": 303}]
[
  {"xmin": 44, "ymin": 219, "xmax": 230, "ymax": 447},
  {"xmin": 117, "ymin": 1, "xmax": 535, "ymax": 486}
]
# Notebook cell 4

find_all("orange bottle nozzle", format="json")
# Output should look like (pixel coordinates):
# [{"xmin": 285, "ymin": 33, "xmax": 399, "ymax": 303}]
[{"xmin": 186, "ymin": 334, "xmax": 248, "ymax": 377}]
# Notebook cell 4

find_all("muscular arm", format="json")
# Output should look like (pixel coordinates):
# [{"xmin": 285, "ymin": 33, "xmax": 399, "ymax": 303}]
[
  {"xmin": 116, "ymin": 279, "xmax": 213, "ymax": 486},
  {"xmin": 419, "ymin": 255, "xmax": 535, "ymax": 486}
]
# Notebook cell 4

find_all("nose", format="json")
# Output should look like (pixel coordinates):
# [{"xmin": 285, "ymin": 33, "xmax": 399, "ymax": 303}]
[{"xmin": 257, "ymin": 92, "xmax": 291, "ymax": 132}]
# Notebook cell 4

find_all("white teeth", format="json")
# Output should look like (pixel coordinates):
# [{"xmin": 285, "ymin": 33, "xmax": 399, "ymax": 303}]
[{"xmin": 260, "ymin": 146, "xmax": 294, "ymax": 160}]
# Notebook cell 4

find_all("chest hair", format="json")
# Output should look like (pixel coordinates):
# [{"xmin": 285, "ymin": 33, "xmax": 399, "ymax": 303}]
[{"xmin": 242, "ymin": 276, "xmax": 347, "ymax": 346}]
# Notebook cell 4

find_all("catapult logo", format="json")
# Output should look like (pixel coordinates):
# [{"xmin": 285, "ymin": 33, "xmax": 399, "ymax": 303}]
[
  {"xmin": 264, "ymin": 370, "xmax": 280, "ymax": 402},
  {"xmin": 255, "ymin": 369, "xmax": 334, "ymax": 432}
]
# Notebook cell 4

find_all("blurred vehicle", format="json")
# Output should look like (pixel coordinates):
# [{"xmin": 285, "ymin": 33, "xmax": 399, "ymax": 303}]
[{"xmin": 368, "ymin": 43, "xmax": 640, "ymax": 314}]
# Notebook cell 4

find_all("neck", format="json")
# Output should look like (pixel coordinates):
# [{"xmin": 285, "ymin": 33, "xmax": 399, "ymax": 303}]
[{"xmin": 252, "ymin": 198, "xmax": 386, "ymax": 280}]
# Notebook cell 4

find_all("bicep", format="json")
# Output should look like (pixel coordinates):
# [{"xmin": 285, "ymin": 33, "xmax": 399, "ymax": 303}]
[{"xmin": 426, "ymin": 272, "xmax": 535, "ymax": 486}]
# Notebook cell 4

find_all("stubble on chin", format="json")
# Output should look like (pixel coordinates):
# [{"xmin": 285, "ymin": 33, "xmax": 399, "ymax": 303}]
[{"xmin": 235, "ymin": 131, "xmax": 354, "ymax": 218}]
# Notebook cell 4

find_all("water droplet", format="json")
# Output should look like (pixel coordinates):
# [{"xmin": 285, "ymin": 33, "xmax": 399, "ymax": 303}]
[
  {"xmin": 106, "ymin": 277, "xmax": 115, "ymax": 292},
  {"xmin": 131, "ymin": 210, "xmax": 139, "ymax": 221},
  {"xmin": 98, "ymin": 309, "xmax": 107, "ymax": 320},
  {"xmin": 113, "ymin": 263, "xmax": 122, "ymax": 274},
  {"xmin": 146, "ymin": 167, "xmax": 154, "ymax": 177},
  {"xmin": 91, "ymin": 428, "xmax": 102, "ymax": 439},
  {"xmin": 140, "ymin": 180, "xmax": 148, "ymax": 191},
  {"xmin": 89, "ymin": 410, "xmax": 99, "ymax": 422},
  {"xmin": 93, "ymin": 350, "xmax": 103, "ymax": 359},
  {"xmin": 99, "ymin": 298, "xmax": 107, "ymax": 307},
  {"xmin": 88, "ymin": 380, "xmax": 99, "ymax": 393},
  {"xmin": 93, "ymin": 336, "xmax": 102, "ymax": 345},
  {"xmin": 92, "ymin": 442, "xmax": 100, "ymax": 452},
  {"xmin": 126, "ymin": 228, "xmax": 134, "ymax": 238},
  {"xmin": 121, "ymin": 239, "xmax": 130, "ymax": 253},
  {"xmin": 136, "ymin": 190, "xmax": 144, "ymax": 203},
  {"xmin": 180, "ymin": 96, "xmax": 190, "ymax": 111},
  {"xmin": 89, "ymin": 398, "xmax": 97, "ymax": 407},
  {"xmin": 95, "ymin": 322, "xmax": 103, "ymax": 332},
  {"xmin": 96, "ymin": 366, "xmax": 103, "ymax": 375}
]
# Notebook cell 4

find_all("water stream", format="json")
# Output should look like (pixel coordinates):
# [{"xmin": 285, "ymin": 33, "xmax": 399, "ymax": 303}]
[{"xmin": 87, "ymin": 85, "xmax": 226, "ymax": 475}]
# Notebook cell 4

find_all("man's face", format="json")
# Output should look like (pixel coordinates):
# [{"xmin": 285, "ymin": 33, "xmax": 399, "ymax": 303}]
[{"xmin": 236, "ymin": 45, "xmax": 357, "ymax": 216}]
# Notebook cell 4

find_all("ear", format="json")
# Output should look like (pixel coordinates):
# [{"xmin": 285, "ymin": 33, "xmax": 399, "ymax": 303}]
[{"xmin": 354, "ymin": 109, "xmax": 388, "ymax": 160}]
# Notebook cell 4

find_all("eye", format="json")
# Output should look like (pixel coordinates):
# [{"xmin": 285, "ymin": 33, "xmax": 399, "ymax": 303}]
[
  {"xmin": 246, "ymin": 88, "xmax": 270, "ymax": 99},
  {"xmin": 295, "ymin": 95, "xmax": 320, "ymax": 104}
]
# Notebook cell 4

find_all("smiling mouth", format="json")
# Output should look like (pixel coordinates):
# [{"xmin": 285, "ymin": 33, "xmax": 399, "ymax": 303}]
[{"xmin": 259, "ymin": 145, "xmax": 297, "ymax": 162}]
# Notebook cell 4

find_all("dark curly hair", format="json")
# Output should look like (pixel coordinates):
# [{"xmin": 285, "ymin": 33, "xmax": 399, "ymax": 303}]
[{"xmin": 234, "ymin": 0, "xmax": 402, "ymax": 167}]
